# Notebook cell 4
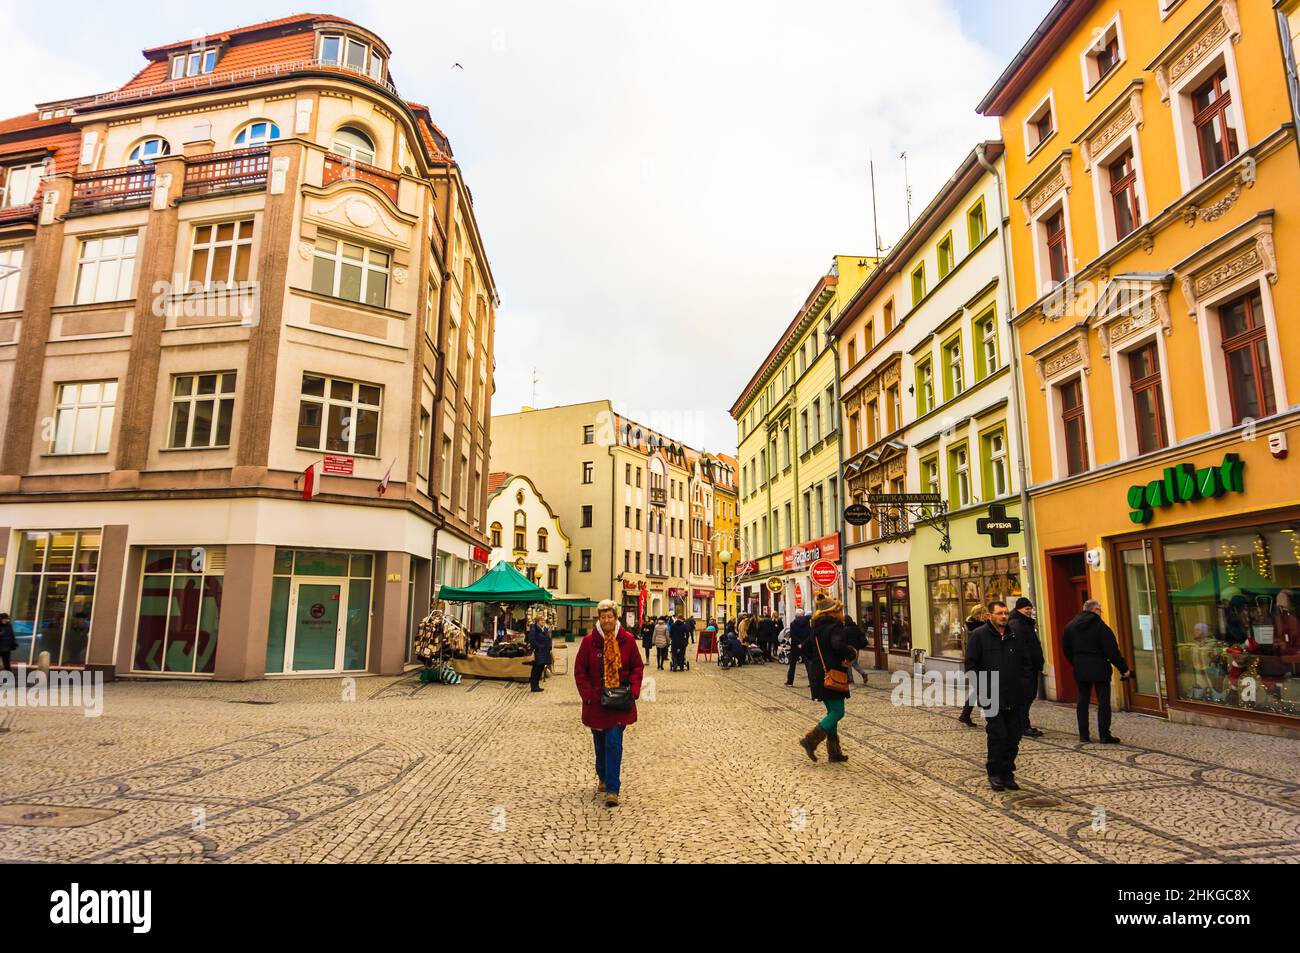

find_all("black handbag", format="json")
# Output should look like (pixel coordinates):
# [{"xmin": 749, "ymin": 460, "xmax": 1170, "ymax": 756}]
[{"xmin": 600, "ymin": 685, "xmax": 634, "ymax": 710}]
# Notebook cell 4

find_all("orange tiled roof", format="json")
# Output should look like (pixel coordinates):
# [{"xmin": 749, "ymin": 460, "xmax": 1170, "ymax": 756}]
[
  {"xmin": 141, "ymin": 14, "xmax": 364, "ymax": 56},
  {"xmin": 486, "ymin": 472, "xmax": 512, "ymax": 497},
  {"xmin": 0, "ymin": 113, "xmax": 79, "ymax": 175},
  {"xmin": 121, "ymin": 30, "xmax": 318, "ymax": 91}
]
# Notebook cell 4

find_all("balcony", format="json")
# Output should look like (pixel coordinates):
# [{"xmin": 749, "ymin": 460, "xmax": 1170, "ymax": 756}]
[
  {"xmin": 183, "ymin": 146, "xmax": 270, "ymax": 198},
  {"xmin": 650, "ymin": 487, "xmax": 667, "ymax": 507},
  {"xmin": 0, "ymin": 201, "xmax": 38, "ymax": 226},
  {"xmin": 69, "ymin": 166, "xmax": 154, "ymax": 214},
  {"xmin": 322, "ymin": 153, "xmax": 400, "ymax": 202}
]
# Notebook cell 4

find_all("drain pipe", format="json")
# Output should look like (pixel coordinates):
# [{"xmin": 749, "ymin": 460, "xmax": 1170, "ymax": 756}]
[{"xmin": 975, "ymin": 142, "xmax": 1038, "ymax": 603}]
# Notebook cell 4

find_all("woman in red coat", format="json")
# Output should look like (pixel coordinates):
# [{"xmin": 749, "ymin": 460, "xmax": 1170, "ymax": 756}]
[{"xmin": 574, "ymin": 599, "xmax": 645, "ymax": 807}]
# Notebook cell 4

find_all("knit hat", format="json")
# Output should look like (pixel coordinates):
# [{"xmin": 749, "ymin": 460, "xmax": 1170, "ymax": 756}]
[
  {"xmin": 1014, "ymin": 597, "xmax": 1034, "ymax": 611},
  {"xmin": 813, "ymin": 594, "xmax": 844, "ymax": 620}
]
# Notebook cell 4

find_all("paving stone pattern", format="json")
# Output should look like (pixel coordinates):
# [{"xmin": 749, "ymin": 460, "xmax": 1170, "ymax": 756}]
[{"xmin": 1, "ymin": 655, "xmax": 1298, "ymax": 863}]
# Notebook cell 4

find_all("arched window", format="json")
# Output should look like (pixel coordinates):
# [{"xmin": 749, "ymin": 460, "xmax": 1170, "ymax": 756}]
[
  {"xmin": 513, "ymin": 510, "xmax": 527, "ymax": 551},
  {"xmin": 489, "ymin": 522, "xmax": 502, "ymax": 548},
  {"xmin": 537, "ymin": 528, "xmax": 548, "ymax": 552},
  {"xmin": 128, "ymin": 138, "xmax": 171, "ymax": 164},
  {"xmin": 235, "ymin": 121, "xmax": 281, "ymax": 147},
  {"xmin": 331, "ymin": 126, "xmax": 375, "ymax": 165}
]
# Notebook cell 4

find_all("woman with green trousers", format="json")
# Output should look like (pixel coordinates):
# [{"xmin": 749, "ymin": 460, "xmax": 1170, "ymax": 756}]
[{"xmin": 799, "ymin": 595, "xmax": 856, "ymax": 763}]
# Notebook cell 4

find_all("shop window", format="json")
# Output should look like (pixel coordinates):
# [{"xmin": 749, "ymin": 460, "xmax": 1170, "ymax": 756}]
[
  {"xmin": 169, "ymin": 372, "xmax": 236, "ymax": 450},
  {"xmin": 1127, "ymin": 341, "xmax": 1168, "ymax": 454},
  {"xmin": 296, "ymin": 373, "xmax": 381, "ymax": 457},
  {"xmin": 311, "ymin": 234, "xmax": 389, "ymax": 307},
  {"xmin": 1218, "ymin": 288, "xmax": 1276, "ymax": 425},
  {"xmin": 265, "ymin": 549, "xmax": 373, "ymax": 674},
  {"xmin": 52, "ymin": 380, "xmax": 117, "ymax": 455},
  {"xmin": 1057, "ymin": 376, "xmax": 1090, "ymax": 476},
  {"xmin": 133, "ymin": 546, "xmax": 224, "ymax": 674},
  {"xmin": 927, "ymin": 556, "xmax": 1021, "ymax": 659},
  {"xmin": 8, "ymin": 530, "xmax": 100, "ymax": 667},
  {"xmin": 1161, "ymin": 525, "xmax": 1300, "ymax": 719}
]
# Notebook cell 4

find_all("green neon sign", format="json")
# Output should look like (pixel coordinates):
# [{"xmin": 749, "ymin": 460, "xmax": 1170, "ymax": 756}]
[{"xmin": 1126, "ymin": 453, "xmax": 1245, "ymax": 525}]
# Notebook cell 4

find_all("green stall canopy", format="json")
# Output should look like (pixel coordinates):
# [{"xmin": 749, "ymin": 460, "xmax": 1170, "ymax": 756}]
[
  {"xmin": 553, "ymin": 597, "xmax": 598, "ymax": 607},
  {"xmin": 438, "ymin": 561, "xmax": 554, "ymax": 604}
]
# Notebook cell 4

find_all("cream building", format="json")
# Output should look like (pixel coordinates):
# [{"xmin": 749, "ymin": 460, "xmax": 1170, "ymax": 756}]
[
  {"xmin": 0, "ymin": 15, "xmax": 496, "ymax": 679},
  {"xmin": 486, "ymin": 473, "xmax": 569, "ymax": 594}
]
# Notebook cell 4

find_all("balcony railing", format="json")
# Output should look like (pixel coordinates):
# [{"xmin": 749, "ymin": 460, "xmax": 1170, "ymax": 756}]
[
  {"xmin": 0, "ymin": 200, "xmax": 39, "ymax": 225},
  {"xmin": 183, "ymin": 146, "xmax": 270, "ymax": 198},
  {"xmin": 87, "ymin": 57, "xmax": 399, "ymax": 109},
  {"xmin": 650, "ymin": 487, "xmax": 668, "ymax": 506},
  {"xmin": 323, "ymin": 152, "xmax": 400, "ymax": 202},
  {"xmin": 70, "ymin": 166, "xmax": 154, "ymax": 214}
]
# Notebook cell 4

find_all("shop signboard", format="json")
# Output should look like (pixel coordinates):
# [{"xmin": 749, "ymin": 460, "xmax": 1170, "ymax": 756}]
[
  {"xmin": 734, "ymin": 560, "xmax": 759, "ymax": 578},
  {"xmin": 767, "ymin": 577, "xmax": 784, "ymax": 594},
  {"xmin": 810, "ymin": 559, "xmax": 839, "ymax": 588},
  {"xmin": 975, "ymin": 503, "xmax": 1021, "ymax": 549},
  {"xmin": 844, "ymin": 503, "xmax": 872, "ymax": 526},
  {"xmin": 1125, "ymin": 452, "xmax": 1244, "ymax": 524},
  {"xmin": 323, "ymin": 454, "xmax": 355, "ymax": 475},
  {"xmin": 782, "ymin": 533, "xmax": 841, "ymax": 572},
  {"xmin": 471, "ymin": 546, "xmax": 490, "ymax": 564}
]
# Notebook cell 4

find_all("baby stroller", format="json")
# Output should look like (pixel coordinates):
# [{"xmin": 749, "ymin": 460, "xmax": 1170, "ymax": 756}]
[
  {"xmin": 745, "ymin": 643, "xmax": 767, "ymax": 665},
  {"xmin": 670, "ymin": 639, "xmax": 690, "ymax": 672},
  {"xmin": 719, "ymin": 637, "xmax": 745, "ymax": 669},
  {"xmin": 775, "ymin": 631, "xmax": 791, "ymax": 665}
]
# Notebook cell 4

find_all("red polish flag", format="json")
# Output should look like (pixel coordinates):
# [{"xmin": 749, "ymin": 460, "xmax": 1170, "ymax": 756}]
[
  {"xmin": 377, "ymin": 459, "xmax": 395, "ymax": 496},
  {"xmin": 302, "ymin": 460, "xmax": 323, "ymax": 500}
]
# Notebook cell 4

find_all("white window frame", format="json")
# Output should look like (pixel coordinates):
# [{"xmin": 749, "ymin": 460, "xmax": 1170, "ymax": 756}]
[
  {"xmin": 311, "ymin": 234, "xmax": 390, "ymax": 308},
  {"xmin": 953, "ymin": 444, "xmax": 971, "ymax": 508},
  {"xmin": 1031, "ymin": 193, "xmax": 1075, "ymax": 296},
  {"xmin": 168, "ymin": 371, "xmax": 237, "ymax": 450},
  {"xmin": 331, "ymin": 126, "xmax": 376, "ymax": 166},
  {"xmin": 987, "ymin": 430, "xmax": 1009, "ymax": 499},
  {"xmin": 980, "ymin": 313, "xmax": 999, "ymax": 375},
  {"xmin": 1045, "ymin": 370, "xmax": 1096, "ymax": 480},
  {"xmin": 2, "ymin": 161, "xmax": 46, "ymax": 208},
  {"xmin": 234, "ymin": 121, "xmax": 281, "ymax": 147},
  {"xmin": 1194, "ymin": 272, "xmax": 1286, "ymax": 433},
  {"xmin": 1108, "ymin": 325, "xmax": 1177, "ymax": 461},
  {"xmin": 296, "ymin": 373, "xmax": 383, "ymax": 457},
  {"xmin": 0, "ymin": 245, "xmax": 24, "ymax": 311},
  {"xmin": 169, "ymin": 47, "xmax": 217, "ymax": 80},
  {"xmin": 1168, "ymin": 45, "xmax": 1248, "ymax": 194},
  {"xmin": 1023, "ymin": 89, "xmax": 1058, "ymax": 159},
  {"xmin": 946, "ymin": 337, "xmax": 964, "ymax": 397},
  {"xmin": 127, "ymin": 137, "xmax": 171, "ymax": 165},
  {"xmin": 74, "ymin": 232, "xmax": 138, "ymax": 305},
  {"xmin": 52, "ymin": 380, "xmax": 117, "ymax": 455},
  {"xmin": 1090, "ymin": 127, "xmax": 1149, "ymax": 251},
  {"xmin": 188, "ymin": 220, "xmax": 254, "ymax": 290},
  {"xmin": 1080, "ymin": 12, "xmax": 1126, "ymax": 100}
]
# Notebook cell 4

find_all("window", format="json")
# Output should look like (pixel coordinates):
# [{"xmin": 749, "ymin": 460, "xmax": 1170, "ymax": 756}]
[
  {"xmin": 189, "ymin": 221, "xmax": 253, "ymax": 289},
  {"xmin": 547, "ymin": 566, "xmax": 559, "ymax": 589},
  {"xmin": 847, "ymin": 337, "xmax": 857, "ymax": 366},
  {"xmin": 916, "ymin": 359, "xmax": 934, "ymax": 415},
  {"xmin": 320, "ymin": 34, "xmax": 386, "ymax": 81},
  {"xmin": 311, "ymin": 235, "xmax": 389, "ymax": 307},
  {"xmin": 1044, "ymin": 209, "xmax": 1068, "ymax": 285},
  {"xmin": 0, "ymin": 246, "xmax": 22, "ymax": 311},
  {"xmin": 414, "ymin": 410, "xmax": 427, "ymax": 476},
  {"xmin": 75, "ymin": 233, "xmax": 138, "ymax": 305},
  {"xmin": 331, "ymin": 126, "xmax": 376, "ymax": 165},
  {"xmin": 169, "ymin": 372, "xmax": 235, "ymax": 449},
  {"xmin": 944, "ymin": 337, "xmax": 964, "ymax": 400},
  {"xmin": 886, "ymin": 384, "xmax": 900, "ymax": 433},
  {"xmin": 2, "ymin": 162, "xmax": 45, "ymax": 208},
  {"xmin": 867, "ymin": 398, "xmax": 879, "ymax": 445},
  {"xmin": 128, "ymin": 138, "xmax": 170, "ymax": 164},
  {"xmin": 784, "ymin": 502, "xmax": 793, "ymax": 547},
  {"xmin": 1127, "ymin": 342, "xmax": 1168, "ymax": 453},
  {"xmin": 296, "ymin": 374, "xmax": 381, "ymax": 456},
  {"xmin": 625, "ymin": 462, "xmax": 632, "ymax": 485},
  {"xmin": 967, "ymin": 198, "xmax": 987, "ymax": 247},
  {"xmin": 811, "ymin": 399, "xmax": 822, "ymax": 443},
  {"xmin": 950, "ymin": 444, "xmax": 971, "ymax": 508},
  {"xmin": 923, "ymin": 456, "xmax": 940, "ymax": 497},
  {"xmin": 1108, "ymin": 147, "xmax": 1141, "ymax": 241},
  {"xmin": 52, "ymin": 381, "xmax": 116, "ymax": 454},
  {"xmin": 581, "ymin": 550, "xmax": 592, "ymax": 572},
  {"xmin": 9, "ymin": 530, "xmax": 101, "ymax": 667},
  {"xmin": 824, "ymin": 386, "xmax": 837, "ymax": 433},
  {"xmin": 234, "ymin": 121, "xmax": 280, "ymax": 147},
  {"xmin": 864, "ymin": 319, "xmax": 875, "ymax": 352},
  {"xmin": 625, "ymin": 506, "xmax": 631, "ymax": 528},
  {"xmin": 848, "ymin": 411, "xmax": 860, "ymax": 455},
  {"xmin": 911, "ymin": 263, "xmax": 926, "ymax": 307},
  {"xmin": 582, "ymin": 461, "xmax": 594, "ymax": 484},
  {"xmin": 581, "ymin": 504, "xmax": 593, "ymax": 527},
  {"xmin": 1218, "ymin": 288, "xmax": 1276, "ymax": 424},
  {"xmin": 440, "ymin": 436, "xmax": 452, "ymax": 496},
  {"xmin": 1084, "ymin": 19, "xmax": 1123, "ymax": 92},
  {"xmin": 883, "ymin": 299, "xmax": 895, "ymax": 333},
  {"xmin": 538, "ymin": 528, "xmax": 548, "ymax": 552},
  {"xmin": 983, "ymin": 429, "xmax": 1009, "ymax": 498},
  {"xmin": 582, "ymin": 424, "xmax": 594, "ymax": 444},
  {"xmin": 169, "ymin": 47, "xmax": 217, "ymax": 79},
  {"xmin": 490, "ymin": 522, "xmax": 502, "ymax": 547},
  {"xmin": 1058, "ymin": 377, "xmax": 1089, "ymax": 476},
  {"xmin": 937, "ymin": 233, "xmax": 954, "ymax": 279},
  {"xmin": 815, "ymin": 484, "xmax": 825, "ymax": 537},
  {"xmin": 1025, "ymin": 95, "xmax": 1055, "ymax": 154},
  {"xmin": 976, "ymin": 311, "xmax": 999, "ymax": 378},
  {"xmin": 636, "ymin": 468, "xmax": 642, "ymax": 488},
  {"xmin": 1192, "ymin": 68, "xmax": 1240, "ymax": 178}
]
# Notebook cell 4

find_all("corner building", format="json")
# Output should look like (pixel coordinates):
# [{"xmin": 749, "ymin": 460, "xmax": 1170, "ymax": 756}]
[
  {"xmin": 0, "ymin": 16, "xmax": 497, "ymax": 679},
  {"xmin": 979, "ymin": 0, "xmax": 1300, "ymax": 734}
]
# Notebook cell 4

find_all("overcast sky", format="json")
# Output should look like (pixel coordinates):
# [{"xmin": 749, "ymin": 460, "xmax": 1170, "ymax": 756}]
[{"xmin": 0, "ymin": 0, "xmax": 1052, "ymax": 453}]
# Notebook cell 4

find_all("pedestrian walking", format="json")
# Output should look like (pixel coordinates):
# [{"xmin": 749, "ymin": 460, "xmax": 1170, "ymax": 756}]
[
  {"xmin": 1009, "ymin": 598, "xmax": 1044, "ymax": 736},
  {"xmin": 639, "ymin": 618, "xmax": 655, "ymax": 662},
  {"xmin": 525, "ymin": 615, "xmax": 553, "ymax": 692},
  {"xmin": 1063, "ymin": 600, "xmax": 1131, "ymax": 744},
  {"xmin": 653, "ymin": 617, "xmax": 671, "ymax": 669},
  {"xmin": 958, "ymin": 604, "xmax": 989, "ymax": 726},
  {"xmin": 786, "ymin": 611, "xmax": 810, "ymax": 686},
  {"xmin": 843, "ymin": 615, "xmax": 870, "ymax": 685},
  {"xmin": 573, "ymin": 599, "xmax": 645, "ymax": 808},
  {"xmin": 757, "ymin": 611, "xmax": 778, "ymax": 661},
  {"xmin": 686, "ymin": 616, "xmax": 697, "ymax": 644},
  {"xmin": 964, "ymin": 600, "xmax": 1024, "ymax": 792},
  {"xmin": 798, "ymin": 596, "xmax": 856, "ymax": 764},
  {"xmin": 0, "ymin": 613, "xmax": 15, "ymax": 673}
]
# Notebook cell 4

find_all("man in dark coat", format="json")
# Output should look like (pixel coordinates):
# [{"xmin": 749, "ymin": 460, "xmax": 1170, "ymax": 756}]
[
  {"xmin": 754, "ymin": 611, "xmax": 775, "ymax": 661},
  {"xmin": 1063, "ymin": 600, "xmax": 1130, "ymax": 744},
  {"xmin": 786, "ymin": 612, "xmax": 811, "ymax": 686},
  {"xmin": 639, "ymin": 619, "xmax": 655, "ymax": 662},
  {"xmin": 964, "ymin": 600, "xmax": 1024, "ymax": 792},
  {"xmin": 525, "ymin": 618, "xmax": 553, "ymax": 693},
  {"xmin": 1008, "ymin": 597, "xmax": 1044, "ymax": 737}
]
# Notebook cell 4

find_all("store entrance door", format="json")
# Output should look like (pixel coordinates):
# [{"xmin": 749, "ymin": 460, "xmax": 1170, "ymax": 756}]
[
  {"xmin": 1047, "ymin": 548, "xmax": 1090, "ymax": 702},
  {"xmin": 1117, "ymin": 541, "xmax": 1166, "ymax": 715},
  {"xmin": 289, "ymin": 580, "xmax": 345, "ymax": 673}
]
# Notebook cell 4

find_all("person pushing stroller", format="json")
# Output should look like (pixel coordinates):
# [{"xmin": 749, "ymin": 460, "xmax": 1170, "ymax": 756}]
[{"xmin": 669, "ymin": 619, "xmax": 690, "ymax": 671}]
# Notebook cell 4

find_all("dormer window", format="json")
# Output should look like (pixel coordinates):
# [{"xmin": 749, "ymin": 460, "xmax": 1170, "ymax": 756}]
[
  {"xmin": 169, "ymin": 47, "xmax": 217, "ymax": 80},
  {"xmin": 331, "ymin": 126, "xmax": 376, "ymax": 165},
  {"xmin": 127, "ymin": 138, "xmax": 171, "ymax": 165},
  {"xmin": 234, "ymin": 121, "xmax": 281, "ymax": 147},
  {"xmin": 2, "ymin": 161, "xmax": 47, "ymax": 208},
  {"xmin": 318, "ymin": 33, "xmax": 386, "ymax": 82}
]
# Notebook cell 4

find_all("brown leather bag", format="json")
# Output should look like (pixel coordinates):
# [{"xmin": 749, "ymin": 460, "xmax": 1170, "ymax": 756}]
[{"xmin": 814, "ymin": 632, "xmax": 850, "ymax": 693}]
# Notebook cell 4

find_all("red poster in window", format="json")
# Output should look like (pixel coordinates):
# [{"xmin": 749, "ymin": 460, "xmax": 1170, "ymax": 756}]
[{"xmin": 323, "ymin": 454, "xmax": 355, "ymax": 475}]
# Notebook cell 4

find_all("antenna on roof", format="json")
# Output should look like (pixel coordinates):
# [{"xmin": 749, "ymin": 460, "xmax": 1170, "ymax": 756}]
[
  {"xmin": 530, "ymin": 367, "xmax": 538, "ymax": 406},
  {"xmin": 869, "ymin": 156, "xmax": 881, "ymax": 260},
  {"xmin": 901, "ymin": 151, "xmax": 913, "ymax": 227}
]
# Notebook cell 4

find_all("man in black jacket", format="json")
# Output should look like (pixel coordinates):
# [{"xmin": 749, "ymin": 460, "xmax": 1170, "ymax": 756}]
[
  {"xmin": 1063, "ymin": 600, "xmax": 1130, "ymax": 744},
  {"xmin": 786, "ymin": 612, "xmax": 810, "ymax": 685},
  {"xmin": 1008, "ymin": 597, "xmax": 1044, "ymax": 737},
  {"xmin": 755, "ymin": 611, "xmax": 776, "ymax": 661},
  {"xmin": 964, "ymin": 600, "xmax": 1024, "ymax": 792}
]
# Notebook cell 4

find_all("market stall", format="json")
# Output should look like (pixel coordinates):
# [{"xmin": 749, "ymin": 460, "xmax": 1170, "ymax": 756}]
[{"xmin": 436, "ymin": 561, "xmax": 555, "ymax": 682}]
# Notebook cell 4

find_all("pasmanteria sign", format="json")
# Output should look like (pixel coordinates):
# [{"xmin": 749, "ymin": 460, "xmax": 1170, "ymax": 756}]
[{"xmin": 1126, "ymin": 453, "xmax": 1245, "ymax": 525}]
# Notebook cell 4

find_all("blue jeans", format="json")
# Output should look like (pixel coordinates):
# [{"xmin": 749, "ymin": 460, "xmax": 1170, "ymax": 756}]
[{"xmin": 592, "ymin": 726, "xmax": 625, "ymax": 794}]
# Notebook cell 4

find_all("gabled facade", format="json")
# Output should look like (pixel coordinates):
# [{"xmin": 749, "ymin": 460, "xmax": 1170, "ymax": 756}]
[
  {"xmin": 486, "ymin": 473, "xmax": 569, "ymax": 594},
  {"xmin": 0, "ymin": 15, "xmax": 497, "ymax": 679}
]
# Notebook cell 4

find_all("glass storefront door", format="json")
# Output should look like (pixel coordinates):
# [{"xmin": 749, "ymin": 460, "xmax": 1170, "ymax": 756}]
[
  {"xmin": 266, "ymin": 549, "xmax": 373, "ymax": 674},
  {"xmin": 291, "ymin": 581, "xmax": 343, "ymax": 672},
  {"xmin": 1118, "ymin": 542, "xmax": 1166, "ymax": 715}
]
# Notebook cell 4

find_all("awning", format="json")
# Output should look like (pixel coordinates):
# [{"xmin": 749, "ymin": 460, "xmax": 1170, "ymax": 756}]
[
  {"xmin": 437, "ymin": 561, "xmax": 554, "ymax": 604},
  {"xmin": 553, "ymin": 596, "xmax": 598, "ymax": 607}
]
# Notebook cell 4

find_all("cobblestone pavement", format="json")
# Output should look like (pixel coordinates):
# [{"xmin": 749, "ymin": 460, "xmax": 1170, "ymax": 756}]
[{"xmin": 2, "ymin": 646, "xmax": 1299, "ymax": 863}]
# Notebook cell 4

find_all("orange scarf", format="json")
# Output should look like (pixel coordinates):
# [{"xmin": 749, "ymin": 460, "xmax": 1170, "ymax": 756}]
[{"xmin": 601, "ymin": 627, "xmax": 621, "ymax": 689}]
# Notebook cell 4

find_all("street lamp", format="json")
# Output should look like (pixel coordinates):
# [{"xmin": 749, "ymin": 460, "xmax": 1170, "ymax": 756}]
[{"xmin": 719, "ymin": 547, "xmax": 732, "ymax": 623}]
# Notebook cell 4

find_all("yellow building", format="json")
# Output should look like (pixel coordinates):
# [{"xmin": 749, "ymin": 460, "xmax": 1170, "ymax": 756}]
[
  {"xmin": 979, "ymin": 0, "xmax": 1300, "ymax": 735},
  {"xmin": 709, "ymin": 452, "xmax": 740, "ymax": 620},
  {"xmin": 730, "ymin": 256, "xmax": 874, "ymax": 624}
]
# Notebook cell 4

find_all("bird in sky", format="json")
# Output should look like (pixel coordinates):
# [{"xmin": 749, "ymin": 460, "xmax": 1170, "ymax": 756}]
[{"xmin": 451, "ymin": 63, "xmax": 464, "ymax": 70}]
